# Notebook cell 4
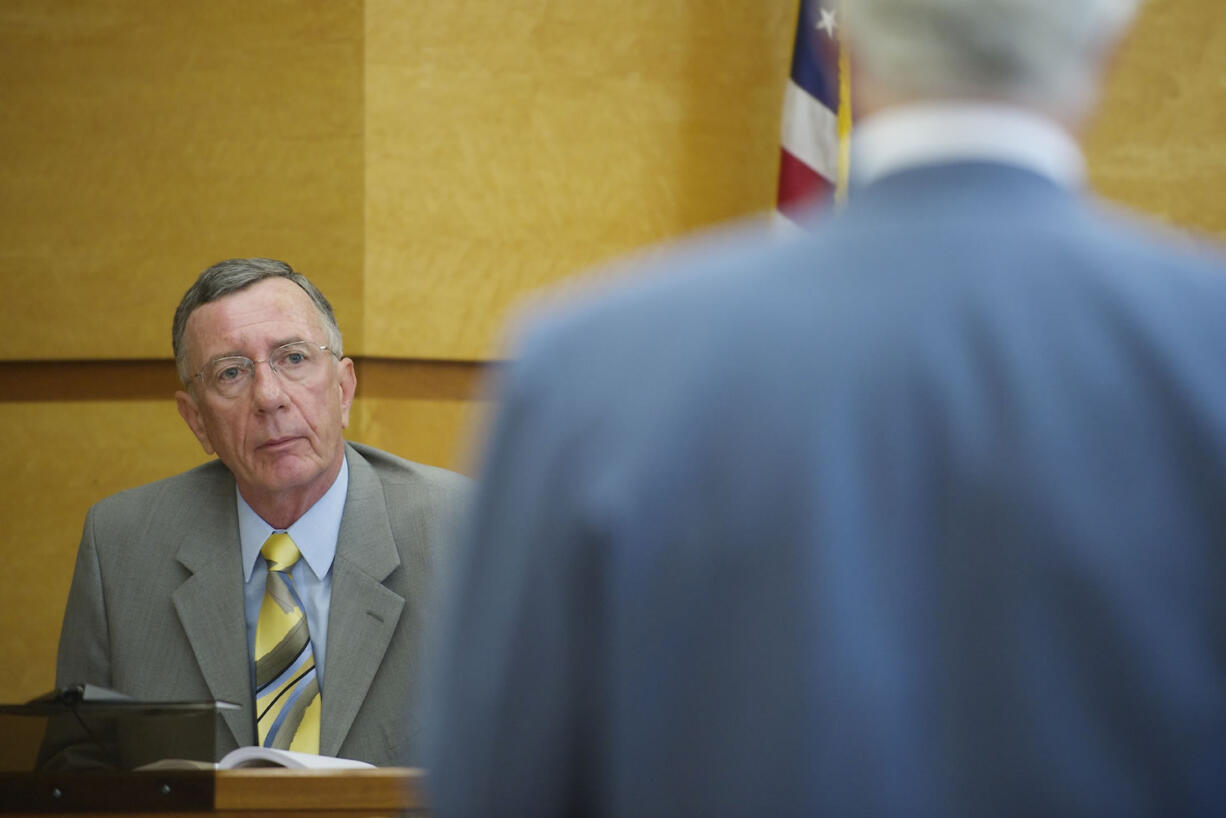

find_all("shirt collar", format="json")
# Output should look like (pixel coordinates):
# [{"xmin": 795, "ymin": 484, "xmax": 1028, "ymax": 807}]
[
  {"xmin": 850, "ymin": 102, "xmax": 1085, "ymax": 189},
  {"xmin": 239, "ymin": 454, "xmax": 349, "ymax": 582}
]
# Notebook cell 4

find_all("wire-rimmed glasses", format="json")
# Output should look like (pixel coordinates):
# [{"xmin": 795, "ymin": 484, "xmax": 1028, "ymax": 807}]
[{"xmin": 193, "ymin": 341, "xmax": 338, "ymax": 398}]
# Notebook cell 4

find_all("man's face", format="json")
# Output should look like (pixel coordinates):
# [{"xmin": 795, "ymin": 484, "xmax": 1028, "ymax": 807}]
[{"xmin": 175, "ymin": 278, "xmax": 356, "ymax": 514}]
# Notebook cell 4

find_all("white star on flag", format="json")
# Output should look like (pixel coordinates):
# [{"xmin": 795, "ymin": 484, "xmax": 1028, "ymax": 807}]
[{"xmin": 816, "ymin": 8, "xmax": 837, "ymax": 38}]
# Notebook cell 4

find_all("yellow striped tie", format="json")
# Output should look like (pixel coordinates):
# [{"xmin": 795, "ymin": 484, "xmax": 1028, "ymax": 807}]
[{"xmin": 254, "ymin": 533, "xmax": 321, "ymax": 753}]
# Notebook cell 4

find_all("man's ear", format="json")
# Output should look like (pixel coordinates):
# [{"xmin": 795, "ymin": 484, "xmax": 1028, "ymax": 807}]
[
  {"xmin": 176, "ymin": 390, "xmax": 216, "ymax": 455},
  {"xmin": 338, "ymin": 357, "xmax": 356, "ymax": 431}
]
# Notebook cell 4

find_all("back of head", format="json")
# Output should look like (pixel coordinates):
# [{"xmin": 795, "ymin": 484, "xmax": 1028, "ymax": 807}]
[{"xmin": 845, "ymin": 0, "xmax": 1142, "ymax": 116}]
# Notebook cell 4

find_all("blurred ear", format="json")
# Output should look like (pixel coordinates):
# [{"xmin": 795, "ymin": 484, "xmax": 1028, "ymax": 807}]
[
  {"xmin": 337, "ymin": 357, "xmax": 356, "ymax": 430},
  {"xmin": 176, "ymin": 390, "xmax": 216, "ymax": 455}
]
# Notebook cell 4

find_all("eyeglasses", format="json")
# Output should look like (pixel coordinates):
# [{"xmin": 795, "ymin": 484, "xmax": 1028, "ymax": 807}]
[{"xmin": 193, "ymin": 341, "xmax": 339, "ymax": 398}]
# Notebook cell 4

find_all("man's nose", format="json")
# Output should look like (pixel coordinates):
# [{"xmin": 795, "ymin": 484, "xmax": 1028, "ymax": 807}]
[{"xmin": 250, "ymin": 360, "xmax": 287, "ymax": 407}]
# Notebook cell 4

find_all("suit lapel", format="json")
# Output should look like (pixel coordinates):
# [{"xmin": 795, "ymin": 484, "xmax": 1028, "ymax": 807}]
[
  {"xmin": 319, "ymin": 445, "xmax": 405, "ymax": 756},
  {"xmin": 170, "ymin": 469, "xmax": 255, "ymax": 750}
]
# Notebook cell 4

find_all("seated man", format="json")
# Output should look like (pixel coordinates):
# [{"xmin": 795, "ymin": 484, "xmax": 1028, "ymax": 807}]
[{"xmin": 55, "ymin": 258, "xmax": 468, "ymax": 766}]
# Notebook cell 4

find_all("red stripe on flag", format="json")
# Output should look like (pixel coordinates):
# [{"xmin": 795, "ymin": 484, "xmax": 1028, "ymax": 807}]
[{"xmin": 777, "ymin": 148, "xmax": 833, "ymax": 215}]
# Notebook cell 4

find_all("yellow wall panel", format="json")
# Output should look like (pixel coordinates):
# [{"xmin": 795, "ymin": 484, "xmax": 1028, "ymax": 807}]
[
  {"xmin": 364, "ymin": 0, "xmax": 796, "ymax": 360},
  {"xmin": 0, "ymin": 401, "xmax": 209, "ymax": 701},
  {"xmin": 351, "ymin": 359, "xmax": 487, "ymax": 474},
  {"xmin": 352, "ymin": 398, "xmax": 486, "ymax": 477},
  {"xmin": 0, "ymin": 0, "xmax": 366, "ymax": 361},
  {"xmin": 1086, "ymin": 0, "xmax": 1226, "ymax": 239}
]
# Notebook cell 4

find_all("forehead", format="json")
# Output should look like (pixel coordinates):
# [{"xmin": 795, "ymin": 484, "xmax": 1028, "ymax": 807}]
[{"xmin": 185, "ymin": 278, "xmax": 323, "ymax": 359}]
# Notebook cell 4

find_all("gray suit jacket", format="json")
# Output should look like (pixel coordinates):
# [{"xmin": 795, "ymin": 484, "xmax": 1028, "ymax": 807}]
[
  {"xmin": 425, "ymin": 164, "xmax": 1226, "ymax": 815},
  {"xmin": 56, "ymin": 441, "xmax": 468, "ymax": 766}
]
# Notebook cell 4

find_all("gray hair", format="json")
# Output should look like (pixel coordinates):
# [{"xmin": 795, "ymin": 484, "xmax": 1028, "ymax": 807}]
[
  {"xmin": 172, "ymin": 258, "xmax": 344, "ymax": 385},
  {"xmin": 845, "ymin": 0, "xmax": 1143, "ymax": 114}
]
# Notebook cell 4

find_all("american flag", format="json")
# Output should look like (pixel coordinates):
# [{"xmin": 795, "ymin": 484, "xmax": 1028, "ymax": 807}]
[{"xmin": 776, "ymin": 0, "xmax": 848, "ymax": 225}]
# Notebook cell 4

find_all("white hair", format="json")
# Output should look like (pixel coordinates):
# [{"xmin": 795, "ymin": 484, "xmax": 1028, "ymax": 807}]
[{"xmin": 845, "ymin": 0, "xmax": 1143, "ymax": 114}]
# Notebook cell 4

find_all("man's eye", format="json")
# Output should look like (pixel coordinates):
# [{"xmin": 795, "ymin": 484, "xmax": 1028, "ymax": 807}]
[
  {"xmin": 216, "ymin": 366, "xmax": 244, "ymax": 382},
  {"xmin": 282, "ymin": 352, "xmax": 307, "ymax": 366}
]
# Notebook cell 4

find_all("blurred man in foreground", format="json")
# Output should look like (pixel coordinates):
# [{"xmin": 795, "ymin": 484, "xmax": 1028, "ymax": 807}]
[
  {"xmin": 57, "ymin": 258, "xmax": 468, "ymax": 766},
  {"xmin": 425, "ymin": 0, "xmax": 1226, "ymax": 814}
]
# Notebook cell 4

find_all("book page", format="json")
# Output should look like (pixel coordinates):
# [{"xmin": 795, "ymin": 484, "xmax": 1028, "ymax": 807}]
[{"xmin": 219, "ymin": 747, "xmax": 374, "ymax": 769}]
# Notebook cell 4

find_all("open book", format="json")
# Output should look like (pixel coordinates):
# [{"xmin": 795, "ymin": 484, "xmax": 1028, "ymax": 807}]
[
  {"xmin": 140, "ymin": 747, "xmax": 374, "ymax": 771},
  {"xmin": 218, "ymin": 747, "xmax": 374, "ymax": 769}
]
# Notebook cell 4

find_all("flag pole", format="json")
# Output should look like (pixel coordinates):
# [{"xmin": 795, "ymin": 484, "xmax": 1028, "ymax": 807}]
[{"xmin": 835, "ymin": 0, "xmax": 852, "ymax": 204}]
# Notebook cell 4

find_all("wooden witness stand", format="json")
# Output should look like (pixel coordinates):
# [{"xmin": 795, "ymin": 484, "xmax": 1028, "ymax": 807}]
[{"xmin": 1, "ymin": 767, "xmax": 427, "ymax": 817}]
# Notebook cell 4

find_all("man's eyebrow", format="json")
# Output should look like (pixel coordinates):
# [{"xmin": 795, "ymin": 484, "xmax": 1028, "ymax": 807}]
[
  {"xmin": 205, "ymin": 338, "xmax": 309, "ymax": 361},
  {"xmin": 205, "ymin": 348, "xmax": 248, "ymax": 361}
]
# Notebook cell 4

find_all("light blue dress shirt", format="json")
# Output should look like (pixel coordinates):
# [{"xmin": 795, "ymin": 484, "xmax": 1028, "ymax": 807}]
[{"xmin": 239, "ymin": 456, "xmax": 348, "ymax": 687}]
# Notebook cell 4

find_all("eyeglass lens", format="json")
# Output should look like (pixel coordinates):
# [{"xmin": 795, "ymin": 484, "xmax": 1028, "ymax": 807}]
[{"xmin": 205, "ymin": 342, "xmax": 327, "ymax": 396}]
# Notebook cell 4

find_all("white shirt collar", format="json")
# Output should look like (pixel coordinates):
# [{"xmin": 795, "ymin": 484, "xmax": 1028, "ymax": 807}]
[
  {"xmin": 238, "ymin": 454, "xmax": 349, "ymax": 582},
  {"xmin": 850, "ymin": 102, "xmax": 1085, "ymax": 188}
]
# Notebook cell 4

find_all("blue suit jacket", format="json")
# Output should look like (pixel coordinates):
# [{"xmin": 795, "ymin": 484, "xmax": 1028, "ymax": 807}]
[{"xmin": 425, "ymin": 163, "xmax": 1226, "ymax": 816}]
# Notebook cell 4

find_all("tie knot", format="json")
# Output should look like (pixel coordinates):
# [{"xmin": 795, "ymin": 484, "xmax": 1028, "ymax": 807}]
[{"xmin": 260, "ymin": 532, "xmax": 301, "ymax": 572}]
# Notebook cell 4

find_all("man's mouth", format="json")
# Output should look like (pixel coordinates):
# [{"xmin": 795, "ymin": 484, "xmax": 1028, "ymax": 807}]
[{"xmin": 260, "ymin": 436, "xmax": 301, "ymax": 450}]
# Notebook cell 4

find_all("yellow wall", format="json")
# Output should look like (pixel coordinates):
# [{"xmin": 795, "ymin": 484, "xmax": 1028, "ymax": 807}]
[
  {"xmin": 1085, "ymin": 0, "xmax": 1226, "ymax": 236},
  {"xmin": 1, "ymin": 0, "xmax": 1224, "ymax": 704},
  {"xmin": 0, "ymin": 0, "xmax": 366, "ymax": 361},
  {"xmin": 364, "ymin": 0, "xmax": 796, "ymax": 359}
]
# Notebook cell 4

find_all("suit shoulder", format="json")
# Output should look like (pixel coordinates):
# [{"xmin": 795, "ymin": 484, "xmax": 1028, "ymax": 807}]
[
  {"xmin": 82, "ymin": 460, "xmax": 232, "ymax": 556},
  {"xmin": 1092, "ymin": 199, "xmax": 1226, "ymax": 273},
  {"xmin": 344, "ymin": 443, "xmax": 471, "ymax": 563},
  {"xmin": 508, "ymin": 220, "xmax": 815, "ymax": 379},
  {"xmin": 88, "ymin": 459, "xmax": 231, "ymax": 522},
  {"xmin": 346, "ymin": 442, "xmax": 471, "ymax": 495}
]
